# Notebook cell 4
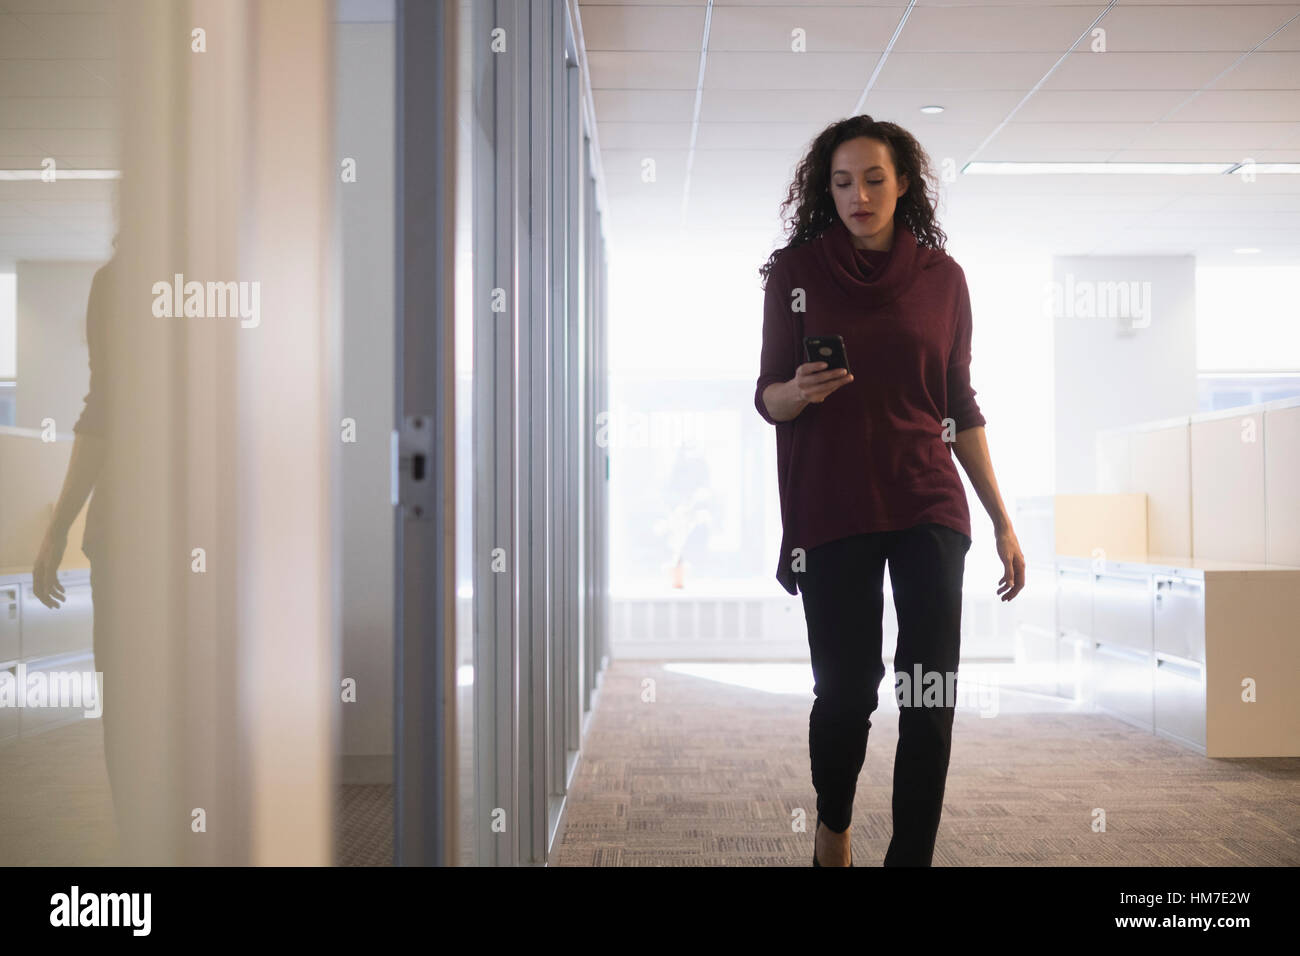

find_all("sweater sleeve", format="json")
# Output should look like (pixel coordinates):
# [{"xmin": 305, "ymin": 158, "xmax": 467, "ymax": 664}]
[
  {"xmin": 754, "ymin": 257, "xmax": 800, "ymax": 426},
  {"xmin": 73, "ymin": 263, "xmax": 110, "ymax": 437},
  {"xmin": 947, "ymin": 267, "xmax": 986, "ymax": 434}
]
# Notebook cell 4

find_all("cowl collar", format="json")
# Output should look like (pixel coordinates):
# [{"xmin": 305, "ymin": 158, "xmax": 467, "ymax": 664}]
[{"xmin": 815, "ymin": 216, "xmax": 923, "ymax": 304}]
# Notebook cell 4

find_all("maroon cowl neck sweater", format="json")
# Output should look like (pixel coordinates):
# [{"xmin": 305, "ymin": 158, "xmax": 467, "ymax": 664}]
[{"xmin": 754, "ymin": 216, "xmax": 985, "ymax": 595}]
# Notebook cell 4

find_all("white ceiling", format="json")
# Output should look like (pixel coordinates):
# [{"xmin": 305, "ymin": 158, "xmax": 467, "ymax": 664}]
[
  {"xmin": 0, "ymin": 0, "xmax": 118, "ymax": 263},
  {"xmin": 1, "ymin": 1, "xmax": 1296, "ymax": 266},
  {"xmin": 576, "ymin": 0, "xmax": 1300, "ymax": 264}
]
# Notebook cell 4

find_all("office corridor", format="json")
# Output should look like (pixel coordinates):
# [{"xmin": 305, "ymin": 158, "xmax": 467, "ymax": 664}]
[{"xmin": 335, "ymin": 661, "xmax": 1300, "ymax": 867}]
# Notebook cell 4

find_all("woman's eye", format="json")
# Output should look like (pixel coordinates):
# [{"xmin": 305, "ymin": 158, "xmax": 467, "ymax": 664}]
[{"xmin": 868, "ymin": 180, "xmax": 884, "ymax": 185}]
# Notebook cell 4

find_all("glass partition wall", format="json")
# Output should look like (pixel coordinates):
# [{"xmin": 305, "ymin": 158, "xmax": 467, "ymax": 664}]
[{"xmin": 452, "ymin": 0, "xmax": 610, "ymax": 866}]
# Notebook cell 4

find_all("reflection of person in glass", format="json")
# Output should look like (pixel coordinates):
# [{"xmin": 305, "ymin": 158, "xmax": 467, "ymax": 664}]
[
  {"xmin": 755, "ymin": 117, "xmax": 1026, "ymax": 867},
  {"xmin": 30, "ymin": 242, "xmax": 126, "ymax": 852}
]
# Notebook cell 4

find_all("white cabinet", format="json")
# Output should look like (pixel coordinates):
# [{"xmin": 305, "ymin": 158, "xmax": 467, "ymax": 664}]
[
  {"xmin": 1090, "ymin": 569, "xmax": 1156, "ymax": 731},
  {"xmin": 1154, "ymin": 655, "xmax": 1206, "ymax": 750},
  {"xmin": 1092, "ymin": 641, "xmax": 1153, "ymax": 732},
  {"xmin": 1056, "ymin": 633, "xmax": 1091, "ymax": 702},
  {"xmin": 1154, "ymin": 575, "xmax": 1204, "ymax": 662},
  {"xmin": 0, "ymin": 569, "xmax": 95, "ymax": 742},
  {"xmin": 1093, "ymin": 570, "xmax": 1152, "ymax": 653},
  {"xmin": 1051, "ymin": 556, "xmax": 1300, "ymax": 756},
  {"xmin": 0, "ymin": 583, "xmax": 18, "ymax": 664},
  {"xmin": 0, "ymin": 663, "xmax": 16, "ymax": 741},
  {"xmin": 1057, "ymin": 566, "xmax": 1092, "ymax": 637},
  {"xmin": 19, "ymin": 579, "xmax": 93, "ymax": 660}
]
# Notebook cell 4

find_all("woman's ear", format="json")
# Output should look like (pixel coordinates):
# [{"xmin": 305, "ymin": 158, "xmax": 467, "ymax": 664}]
[{"xmin": 897, "ymin": 172, "xmax": 910, "ymax": 197}]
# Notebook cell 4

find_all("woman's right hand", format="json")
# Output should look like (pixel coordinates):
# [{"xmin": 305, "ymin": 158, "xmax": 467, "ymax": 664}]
[
  {"xmin": 32, "ymin": 525, "xmax": 69, "ymax": 610},
  {"xmin": 791, "ymin": 361, "xmax": 853, "ymax": 404}
]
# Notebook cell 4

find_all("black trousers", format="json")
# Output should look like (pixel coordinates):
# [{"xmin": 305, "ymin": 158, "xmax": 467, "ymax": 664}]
[{"xmin": 795, "ymin": 522, "xmax": 971, "ymax": 867}]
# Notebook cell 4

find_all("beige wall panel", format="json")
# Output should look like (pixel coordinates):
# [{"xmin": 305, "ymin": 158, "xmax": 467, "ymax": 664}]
[
  {"xmin": 1131, "ymin": 424, "xmax": 1192, "ymax": 559},
  {"xmin": 1190, "ymin": 414, "xmax": 1266, "ymax": 563},
  {"xmin": 1263, "ymin": 405, "xmax": 1300, "ymax": 567},
  {"xmin": 1095, "ymin": 429, "xmax": 1132, "ymax": 494},
  {"xmin": 1054, "ymin": 493, "xmax": 1148, "ymax": 561}
]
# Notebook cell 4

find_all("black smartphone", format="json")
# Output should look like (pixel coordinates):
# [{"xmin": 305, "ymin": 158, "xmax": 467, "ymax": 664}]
[{"xmin": 804, "ymin": 335, "xmax": 851, "ymax": 374}]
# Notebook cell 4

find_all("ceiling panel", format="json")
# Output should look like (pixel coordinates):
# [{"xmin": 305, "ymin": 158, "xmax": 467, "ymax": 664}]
[
  {"xmin": 1041, "ymin": 50, "xmax": 1243, "ymax": 89},
  {"xmin": 0, "ymin": 2, "xmax": 118, "ymax": 260},
  {"xmin": 693, "ymin": 119, "xmax": 835, "ymax": 150},
  {"xmin": 597, "ymin": 122, "xmax": 695, "ymax": 150},
  {"xmin": 1094, "ymin": 4, "xmax": 1300, "ymax": 51},
  {"xmin": 860, "ymin": 89, "xmax": 1031, "ymax": 124},
  {"xmin": 698, "ymin": 88, "xmax": 854, "ymax": 122},
  {"xmin": 1259, "ymin": 16, "xmax": 1300, "ymax": 50},
  {"xmin": 1168, "ymin": 89, "xmax": 1300, "ymax": 122},
  {"xmin": 594, "ymin": 89, "xmax": 698, "ymax": 123},
  {"xmin": 1207, "ymin": 50, "xmax": 1300, "ymax": 87},
  {"xmin": 704, "ymin": 51, "xmax": 886, "ymax": 89},
  {"xmin": 987, "ymin": 121, "xmax": 1154, "ymax": 151},
  {"xmin": 1014, "ymin": 89, "xmax": 1191, "ymax": 123},
  {"xmin": 1125, "ymin": 120, "xmax": 1297, "ymax": 150},
  {"xmin": 580, "ymin": 4, "xmax": 706, "ymax": 51},
  {"xmin": 893, "ymin": 5, "xmax": 1104, "ymax": 53},
  {"xmin": 706, "ymin": 5, "xmax": 900, "ymax": 52},
  {"xmin": 873, "ymin": 51, "xmax": 1064, "ymax": 89},
  {"xmin": 587, "ymin": 50, "xmax": 702, "ymax": 88}
]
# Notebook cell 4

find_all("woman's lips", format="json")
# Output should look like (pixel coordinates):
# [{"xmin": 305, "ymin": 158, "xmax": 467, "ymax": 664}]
[{"xmin": 852, "ymin": 212, "xmax": 872, "ymax": 219}]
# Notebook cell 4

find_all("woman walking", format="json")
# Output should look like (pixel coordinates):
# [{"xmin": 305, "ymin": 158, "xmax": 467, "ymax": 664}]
[{"xmin": 755, "ymin": 116, "xmax": 1025, "ymax": 867}]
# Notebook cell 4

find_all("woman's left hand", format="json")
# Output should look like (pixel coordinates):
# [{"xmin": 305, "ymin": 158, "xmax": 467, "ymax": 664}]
[{"xmin": 994, "ymin": 526, "xmax": 1025, "ymax": 601}]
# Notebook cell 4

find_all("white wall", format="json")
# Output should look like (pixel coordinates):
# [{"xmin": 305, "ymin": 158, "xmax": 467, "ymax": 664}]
[
  {"xmin": 14, "ymin": 261, "xmax": 101, "ymax": 433},
  {"xmin": 1052, "ymin": 255, "xmax": 1197, "ymax": 493},
  {"xmin": 337, "ymin": 20, "xmax": 395, "ymax": 783}
]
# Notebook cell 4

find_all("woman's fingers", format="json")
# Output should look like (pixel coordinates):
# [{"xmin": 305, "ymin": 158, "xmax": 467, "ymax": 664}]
[{"xmin": 799, "ymin": 371, "xmax": 853, "ymax": 401}]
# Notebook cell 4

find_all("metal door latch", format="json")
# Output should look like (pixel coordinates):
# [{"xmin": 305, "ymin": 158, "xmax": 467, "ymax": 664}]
[{"xmin": 394, "ymin": 414, "xmax": 436, "ymax": 519}]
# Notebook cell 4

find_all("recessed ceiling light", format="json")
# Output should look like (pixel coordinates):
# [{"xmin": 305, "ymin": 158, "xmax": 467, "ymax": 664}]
[
  {"xmin": 920, "ymin": 105, "xmax": 944, "ymax": 114},
  {"xmin": 1234, "ymin": 247, "xmax": 1261, "ymax": 254}
]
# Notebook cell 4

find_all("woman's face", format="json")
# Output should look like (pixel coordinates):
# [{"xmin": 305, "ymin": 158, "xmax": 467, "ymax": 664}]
[{"xmin": 828, "ymin": 136, "xmax": 909, "ymax": 247}]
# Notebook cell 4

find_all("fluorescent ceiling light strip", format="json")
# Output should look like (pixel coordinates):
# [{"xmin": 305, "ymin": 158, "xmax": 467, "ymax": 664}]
[
  {"xmin": 962, "ymin": 162, "xmax": 1244, "ymax": 175},
  {"xmin": 0, "ymin": 169, "xmax": 121, "ymax": 180},
  {"xmin": 850, "ymin": 0, "xmax": 916, "ymax": 116},
  {"xmin": 679, "ymin": 0, "xmax": 713, "ymax": 229}
]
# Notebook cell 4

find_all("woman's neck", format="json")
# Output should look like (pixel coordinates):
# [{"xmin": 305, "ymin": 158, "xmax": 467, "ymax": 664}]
[{"xmin": 850, "ymin": 217, "xmax": 894, "ymax": 253}]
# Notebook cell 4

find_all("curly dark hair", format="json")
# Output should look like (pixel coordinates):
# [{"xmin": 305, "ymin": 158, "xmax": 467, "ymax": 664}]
[{"xmin": 759, "ymin": 115, "xmax": 947, "ymax": 286}]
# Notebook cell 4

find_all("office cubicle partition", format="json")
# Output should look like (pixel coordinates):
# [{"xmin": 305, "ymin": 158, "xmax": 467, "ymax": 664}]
[{"xmin": 416, "ymin": 0, "xmax": 610, "ymax": 867}]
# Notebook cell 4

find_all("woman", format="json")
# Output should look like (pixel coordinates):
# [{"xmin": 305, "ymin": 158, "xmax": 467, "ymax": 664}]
[{"xmin": 755, "ymin": 116, "xmax": 1025, "ymax": 867}]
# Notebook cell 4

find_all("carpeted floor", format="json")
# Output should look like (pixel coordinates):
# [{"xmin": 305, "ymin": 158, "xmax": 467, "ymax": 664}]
[
  {"xmin": 12, "ymin": 660, "xmax": 1290, "ymax": 866},
  {"xmin": 335, "ymin": 660, "xmax": 1300, "ymax": 866}
]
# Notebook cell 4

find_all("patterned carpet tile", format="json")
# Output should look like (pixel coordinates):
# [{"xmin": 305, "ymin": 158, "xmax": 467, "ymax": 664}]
[{"xmin": 333, "ymin": 660, "xmax": 1300, "ymax": 866}]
